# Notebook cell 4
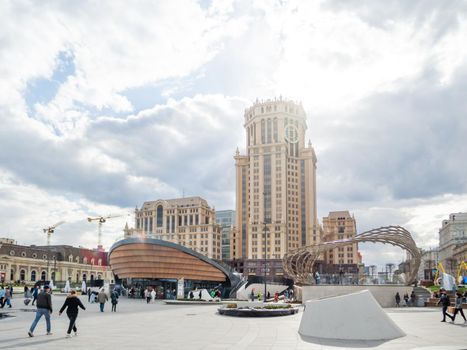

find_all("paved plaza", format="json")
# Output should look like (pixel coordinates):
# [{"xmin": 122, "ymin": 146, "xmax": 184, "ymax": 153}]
[{"xmin": 1, "ymin": 295, "xmax": 466, "ymax": 350}]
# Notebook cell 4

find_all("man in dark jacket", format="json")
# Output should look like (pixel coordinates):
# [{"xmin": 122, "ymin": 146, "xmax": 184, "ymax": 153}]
[
  {"xmin": 437, "ymin": 289, "xmax": 454, "ymax": 322},
  {"xmin": 28, "ymin": 285, "xmax": 53, "ymax": 337},
  {"xmin": 59, "ymin": 290, "xmax": 86, "ymax": 337}
]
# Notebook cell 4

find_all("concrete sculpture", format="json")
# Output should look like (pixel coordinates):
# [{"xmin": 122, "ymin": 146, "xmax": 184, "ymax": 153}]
[{"xmin": 299, "ymin": 290, "xmax": 406, "ymax": 341}]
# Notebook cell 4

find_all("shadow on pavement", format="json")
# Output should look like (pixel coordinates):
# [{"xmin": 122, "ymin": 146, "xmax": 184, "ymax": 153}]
[
  {"xmin": 299, "ymin": 335, "xmax": 388, "ymax": 348},
  {"xmin": 0, "ymin": 336, "xmax": 65, "ymax": 349}
]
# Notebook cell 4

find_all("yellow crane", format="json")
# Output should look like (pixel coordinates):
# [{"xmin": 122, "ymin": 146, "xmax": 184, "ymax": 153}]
[
  {"xmin": 42, "ymin": 221, "xmax": 65, "ymax": 246},
  {"xmin": 87, "ymin": 214, "xmax": 123, "ymax": 249},
  {"xmin": 457, "ymin": 261, "xmax": 467, "ymax": 284},
  {"xmin": 433, "ymin": 262, "xmax": 445, "ymax": 285}
]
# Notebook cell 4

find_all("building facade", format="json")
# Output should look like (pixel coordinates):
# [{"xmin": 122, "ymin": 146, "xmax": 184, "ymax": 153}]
[
  {"xmin": 438, "ymin": 212, "xmax": 467, "ymax": 275},
  {"xmin": 130, "ymin": 197, "xmax": 222, "ymax": 260},
  {"xmin": 232, "ymin": 98, "xmax": 319, "ymax": 262},
  {"xmin": 0, "ymin": 239, "xmax": 112, "ymax": 284},
  {"xmin": 322, "ymin": 211, "xmax": 360, "ymax": 265},
  {"xmin": 215, "ymin": 210, "xmax": 235, "ymax": 261},
  {"xmin": 418, "ymin": 248, "xmax": 439, "ymax": 281}
]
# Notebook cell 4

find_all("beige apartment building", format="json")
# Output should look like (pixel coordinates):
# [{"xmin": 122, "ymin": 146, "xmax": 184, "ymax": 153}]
[
  {"xmin": 129, "ymin": 197, "xmax": 222, "ymax": 260},
  {"xmin": 322, "ymin": 211, "xmax": 360, "ymax": 265},
  {"xmin": 232, "ymin": 98, "xmax": 319, "ymax": 261}
]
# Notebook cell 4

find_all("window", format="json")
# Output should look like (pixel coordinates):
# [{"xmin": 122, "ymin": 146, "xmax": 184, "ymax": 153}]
[
  {"xmin": 21, "ymin": 251, "xmax": 26, "ymax": 257},
  {"xmin": 31, "ymin": 270, "xmax": 36, "ymax": 282},
  {"xmin": 9, "ymin": 250, "xmax": 15, "ymax": 256},
  {"xmin": 20, "ymin": 269, "xmax": 25, "ymax": 281},
  {"xmin": 41, "ymin": 271, "xmax": 46, "ymax": 281},
  {"xmin": 32, "ymin": 253, "xmax": 37, "ymax": 258},
  {"xmin": 157, "ymin": 205, "xmax": 163, "ymax": 227},
  {"xmin": 261, "ymin": 119, "xmax": 265, "ymax": 144}
]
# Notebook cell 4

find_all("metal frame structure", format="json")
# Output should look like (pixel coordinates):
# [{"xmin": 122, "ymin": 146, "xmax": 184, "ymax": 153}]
[{"xmin": 283, "ymin": 226, "xmax": 421, "ymax": 286}]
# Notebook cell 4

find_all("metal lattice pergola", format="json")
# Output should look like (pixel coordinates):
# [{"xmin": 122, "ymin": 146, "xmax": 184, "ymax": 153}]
[{"xmin": 283, "ymin": 226, "xmax": 421, "ymax": 286}]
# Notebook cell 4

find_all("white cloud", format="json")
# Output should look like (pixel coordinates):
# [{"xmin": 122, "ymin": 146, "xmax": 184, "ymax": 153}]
[
  {"xmin": 0, "ymin": 170, "xmax": 131, "ymax": 249},
  {"xmin": 0, "ymin": 0, "xmax": 466, "ymax": 268}
]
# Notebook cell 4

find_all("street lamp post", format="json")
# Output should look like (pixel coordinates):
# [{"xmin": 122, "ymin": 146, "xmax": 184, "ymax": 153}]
[{"xmin": 263, "ymin": 221, "xmax": 268, "ymax": 301}]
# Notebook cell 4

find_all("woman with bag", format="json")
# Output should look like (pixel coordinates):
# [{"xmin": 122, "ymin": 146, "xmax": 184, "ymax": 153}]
[{"xmin": 451, "ymin": 291, "xmax": 467, "ymax": 324}]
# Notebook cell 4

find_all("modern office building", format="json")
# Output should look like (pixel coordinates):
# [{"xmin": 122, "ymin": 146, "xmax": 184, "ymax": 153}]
[
  {"xmin": 0, "ymin": 238, "xmax": 112, "ymax": 284},
  {"xmin": 232, "ymin": 98, "xmax": 319, "ymax": 264},
  {"xmin": 129, "ymin": 197, "xmax": 222, "ymax": 260},
  {"xmin": 438, "ymin": 212, "xmax": 467, "ymax": 275},
  {"xmin": 215, "ymin": 210, "xmax": 235, "ymax": 261},
  {"xmin": 322, "ymin": 211, "xmax": 360, "ymax": 266}
]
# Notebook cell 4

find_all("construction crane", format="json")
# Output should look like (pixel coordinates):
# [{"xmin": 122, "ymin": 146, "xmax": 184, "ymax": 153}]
[
  {"xmin": 42, "ymin": 221, "xmax": 65, "ymax": 246},
  {"xmin": 87, "ymin": 214, "xmax": 123, "ymax": 249}
]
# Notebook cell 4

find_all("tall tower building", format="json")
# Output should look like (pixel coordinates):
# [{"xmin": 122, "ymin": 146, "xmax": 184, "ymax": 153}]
[
  {"xmin": 232, "ymin": 98, "xmax": 318, "ymax": 262},
  {"xmin": 322, "ymin": 211, "xmax": 360, "ymax": 265}
]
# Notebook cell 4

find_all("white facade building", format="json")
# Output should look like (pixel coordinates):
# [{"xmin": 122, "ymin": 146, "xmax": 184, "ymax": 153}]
[{"xmin": 438, "ymin": 212, "xmax": 467, "ymax": 275}]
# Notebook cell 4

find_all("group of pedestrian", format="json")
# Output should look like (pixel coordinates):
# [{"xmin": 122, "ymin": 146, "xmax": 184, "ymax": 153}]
[
  {"xmin": 26, "ymin": 285, "xmax": 120, "ymax": 339},
  {"xmin": 0, "ymin": 285, "xmax": 13, "ymax": 308},
  {"xmin": 144, "ymin": 287, "xmax": 157, "ymax": 303},
  {"xmin": 437, "ymin": 289, "xmax": 466, "ymax": 324},
  {"xmin": 395, "ymin": 291, "xmax": 416, "ymax": 307}
]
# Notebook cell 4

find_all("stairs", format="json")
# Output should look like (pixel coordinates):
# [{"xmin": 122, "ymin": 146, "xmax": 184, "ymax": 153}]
[
  {"xmin": 413, "ymin": 286, "xmax": 432, "ymax": 306},
  {"xmin": 425, "ymin": 290, "xmax": 467, "ymax": 309}
]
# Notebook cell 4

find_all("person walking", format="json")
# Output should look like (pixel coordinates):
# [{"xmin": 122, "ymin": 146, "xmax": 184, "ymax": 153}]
[
  {"xmin": 403, "ymin": 292, "xmax": 409, "ymax": 306},
  {"xmin": 32, "ymin": 285, "xmax": 39, "ymax": 306},
  {"xmin": 410, "ymin": 291, "xmax": 416, "ymax": 306},
  {"xmin": 59, "ymin": 290, "xmax": 86, "ymax": 338},
  {"xmin": 437, "ymin": 289, "xmax": 454, "ymax": 322},
  {"xmin": 150, "ymin": 288, "xmax": 156, "ymax": 302},
  {"xmin": 0, "ymin": 286, "xmax": 5, "ymax": 308},
  {"xmin": 144, "ymin": 288, "xmax": 151, "ymax": 304},
  {"xmin": 97, "ymin": 288, "xmax": 108, "ymax": 312},
  {"xmin": 395, "ymin": 292, "xmax": 401, "ymax": 307},
  {"xmin": 28, "ymin": 285, "xmax": 53, "ymax": 337},
  {"xmin": 87, "ymin": 287, "xmax": 92, "ymax": 303},
  {"xmin": 3, "ymin": 287, "xmax": 12, "ymax": 308},
  {"xmin": 111, "ymin": 289, "xmax": 119, "ymax": 312},
  {"xmin": 451, "ymin": 291, "xmax": 467, "ymax": 324}
]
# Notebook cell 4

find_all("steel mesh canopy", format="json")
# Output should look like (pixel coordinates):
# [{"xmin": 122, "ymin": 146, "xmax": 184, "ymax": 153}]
[{"xmin": 283, "ymin": 226, "xmax": 421, "ymax": 285}]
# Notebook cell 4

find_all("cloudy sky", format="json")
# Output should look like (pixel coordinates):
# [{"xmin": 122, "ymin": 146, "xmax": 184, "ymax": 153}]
[{"xmin": 1, "ymin": 0, "xmax": 466, "ymax": 268}]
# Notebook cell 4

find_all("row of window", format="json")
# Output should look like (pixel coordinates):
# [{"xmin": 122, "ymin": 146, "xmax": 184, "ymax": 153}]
[
  {"xmin": 10, "ymin": 250, "xmax": 51, "ymax": 259},
  {"xmin": 9, "ymin": 251, "xmax": 102, "ymax": 266}
]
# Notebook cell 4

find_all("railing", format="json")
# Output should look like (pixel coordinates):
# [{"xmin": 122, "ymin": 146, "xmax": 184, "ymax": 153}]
[{"xmin": 308, "ymin": 273, "xmax": 407, "ymax": 285}]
